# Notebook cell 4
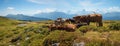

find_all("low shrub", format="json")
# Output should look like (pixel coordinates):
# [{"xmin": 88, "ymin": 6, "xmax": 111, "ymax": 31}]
[
  {"xmin": 78, "ymin": 26, "xmax": 90, "ymax": 33},
  {"xmin": 42, "ymin": 31, "xmax": 76, "ymax": 46},
  {"xmin": 108, "ymin": 23, "xmax": 120, "ymax": 30},
  {"xmin": 96, "ymin": 27, "xmax": 109, "ymax": 32}
]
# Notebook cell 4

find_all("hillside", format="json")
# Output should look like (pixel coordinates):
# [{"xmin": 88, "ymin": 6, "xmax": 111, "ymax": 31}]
[
  {"xmin": 5, "ymin": 14, "xmax": 51, "ymax": 21},
  {"xmin": 0, "ymin": 16, "xmax": 19, "ymax": 26},
  {"xmin": 0, "ymin": 18, "xmax": 120, "ymax": 46}
]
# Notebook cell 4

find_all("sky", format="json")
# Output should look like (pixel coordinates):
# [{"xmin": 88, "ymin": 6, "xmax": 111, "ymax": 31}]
[{"xmin": 0, "ymin": 0, "xmax": 120, "ymax": 16}]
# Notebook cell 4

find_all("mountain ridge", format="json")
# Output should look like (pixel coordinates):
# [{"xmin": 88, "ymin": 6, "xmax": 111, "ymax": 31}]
[
  {"xmin": 5, "ymin": 14, "xmax": 51, "ymax": 21},
  {"xmin": 3, "ymin": 11, "xmax": 120, "ymax": 20},
  {"xmin": 33, "ymin": 11, "xmax": 120, "ymax": 20}
]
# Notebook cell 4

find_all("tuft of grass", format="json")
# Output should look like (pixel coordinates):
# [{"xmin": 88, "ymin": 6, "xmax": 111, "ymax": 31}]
[{"xmin": 108, "ymin": 23, "xmax": 120, "ymax": 30}]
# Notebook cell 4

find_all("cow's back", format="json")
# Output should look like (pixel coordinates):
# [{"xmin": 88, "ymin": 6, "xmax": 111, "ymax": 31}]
[
  {"xmin": 89, "ymin": 14, "xmax": 102, "ymax": 22},
  {"xmin": 73, "ymin": 15, "xmax": 89, "ymax": 23}
]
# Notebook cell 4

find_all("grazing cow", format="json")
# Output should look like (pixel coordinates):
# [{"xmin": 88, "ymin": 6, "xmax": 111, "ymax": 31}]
[
  {"xmin": 73, "ymin": 15, "xmax": 90, "ymax": 25},
  {"xmin": 48, "ymin": 24, "xmax": 76, "ymax": 32},
  {"xmin": 73, "ymin": 14, "xmax": 103, "ymax": 26},
  {"xmin": 89, "ymin": 14, "xmax": 103, "ymax": 26}
]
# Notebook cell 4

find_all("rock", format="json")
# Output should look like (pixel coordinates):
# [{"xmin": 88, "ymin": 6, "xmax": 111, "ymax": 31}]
[
  {"xmin": 17, "ymin": 24, "xmax": 27, "ymax": 27},
  {"xmin": 10, "ymin": 36, "xmax": 21, "ymax": 43},
  {"xmin": 73, "ymin": 41, "xmax": 85, "ymax": 46},
  {"xmin": 25, "ymin": 37, "xmax": 30, "ymax": 40},
  {"xmin": 52, "ymin": 43, "xmax": 60, "ymax": 46}
]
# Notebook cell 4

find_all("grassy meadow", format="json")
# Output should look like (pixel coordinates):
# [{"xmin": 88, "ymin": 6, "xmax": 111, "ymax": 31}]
[{"xmin": 0, "ymin": 17, "xmax": 120, "ymax": 46}]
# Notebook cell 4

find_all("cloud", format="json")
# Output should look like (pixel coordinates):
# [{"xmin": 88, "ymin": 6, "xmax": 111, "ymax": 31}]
[
  {"xmin": 4, "ymin": 7, "xmax": 17, "ymax": 15},
  {"xmin": 2, "ymin": 7, "xmax": 24, "ymax": 15},
  {"xmin": 28, "ymin": 0, "xmax": 54, "ymax": 4},
  {"xmin": 7, "ymin": 7, "xmax": 14, "ymax": 10},
  {"xmin": 28, "ymin": 0, "xmax": 68, "ymax": 5},
  {"xmin": 33, "ymin": 8, "xmax": 56, "ymax": 14},
  {"xmin": 79, "ymin": 0, "xmax": 103, "ymax": 7},
  {"xmin": 43, "ymin": 8, "xmax": 56, "ymax": 13},
  {"xmin": 101, "ymin": 7, "xmax": 120, "ymax": 13},
  {"xmin": 107, "ymin": 7, "xmax": 120, "ymax": 12},
  {"xmin": 32, "ymin": 7, "xmax": 120, "ymax": 15},
  {"xmin": 28, "ymin": 0, "xmax": 72, "ymax": 8},
  {"xmin": 28, "ymin": 0, "xmax": 105, "ymax": 13},
  {"xmin": 0, "ymin": 7, "xmax": 17, "ymax": 16},
  {"xmin": 1, "ymin": 7, "xmax": 57, "ymax": 16}
]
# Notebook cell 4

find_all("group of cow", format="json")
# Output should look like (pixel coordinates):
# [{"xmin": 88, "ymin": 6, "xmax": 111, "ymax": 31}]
[{"xmin": 48, "ymin": 13, "xmax": 103, "ymax": 32}]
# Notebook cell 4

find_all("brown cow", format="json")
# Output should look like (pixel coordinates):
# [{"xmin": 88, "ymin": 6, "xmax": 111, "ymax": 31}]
[
  {"xmin": 48, "ymin": 24, "xmax": 76, "ymax": 32},
  {"xmin": 73, "ymin": 14, "xmax": 103, "ymax": 26},
  {"xmin": 73, "ymin": 15, "xmax": 89, "ymax": 24}
]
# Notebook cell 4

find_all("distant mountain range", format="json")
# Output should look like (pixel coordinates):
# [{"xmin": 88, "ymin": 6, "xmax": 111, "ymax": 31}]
[
  {"xmin": 33, "ymin": 11, "xmax": 75, "ymax": 20},
  {"xmin": 5, "ymin": 14, "xmax": 51, "ymax": 21},
  {"xmin": 33, "ymin": 11, "xmax": 120, "ymax": 20},
  {"xmin": 3, "ymin": 11, "xmax": 120, "ymax": 21},
  {"xmin": 102, "ymin": 12, "xmax": 120, "ymax": 20}
]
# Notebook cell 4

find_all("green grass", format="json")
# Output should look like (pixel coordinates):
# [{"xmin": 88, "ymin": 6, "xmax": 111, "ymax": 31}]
[{"xmin": 0, "ymin": 17, "xmax": 120, "ymax": 46}]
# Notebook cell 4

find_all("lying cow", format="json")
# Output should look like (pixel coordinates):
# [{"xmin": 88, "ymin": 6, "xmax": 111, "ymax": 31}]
[{"xmin": 48, "ymin": 24, "xmax": 76, "ymax": 32}]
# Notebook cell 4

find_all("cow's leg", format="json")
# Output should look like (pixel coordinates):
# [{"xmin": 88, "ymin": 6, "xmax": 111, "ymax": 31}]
[
  {"xmin": 86, "ymin": 20, "xmax": 90, "ymax": 25},
  {"xmin": 87, "ymin": 21, "xmax": 90, "ymax": 25},
  {"xmin": 49, "ymin": 27, "xmax": 55, "ymax": 32},
  {"xmin": 96, "ymin": 22, "xmax": 99, "ymax": 27},
  {"xmin": 101, "ymin": 22, "xmax": 103, "ymax": 26},
  {"xmin": 98, "ymin": 22, "xmax": 103, "ymax": 26},
  {"xmin": 49, "ymin": 28, "xmax": 52, "ymax": 32},
  {"xmin": 96, "ymin": 22, "xmax": 102, "ymax": 27}
]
